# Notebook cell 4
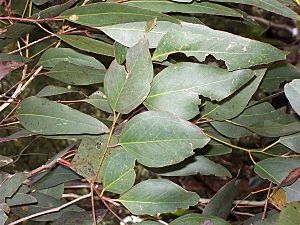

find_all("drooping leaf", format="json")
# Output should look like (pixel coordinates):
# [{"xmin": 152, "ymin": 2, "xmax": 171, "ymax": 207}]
[
  {"xmin": 279, "ymin": 132, "xmax": 300, "ymax": 153},
  {"xmin": 16, "ymin": 97, "xmax": 109, "ymax": 135},
  {"xmin": 261, "ymin": 63, "xmax": 300, "ymax": 90},
  {"xmin": 254, "ymin": 157, "xmax": 300, "ymax": 202},
  {"xmin": 0, "ymin": 173, "xmax": 26, "ymax": 202},
  {"xmin": 104, "ymin": 38, "xmax": 153, "ymax": 114},
  {"xmin": 59, "ymin": 3, "xmax": 180, "ymax": 27},
  {"xmin": 31, "ymin": 165, "xmax": 81, "ymax": 190},
  {"xmin": 144, "ymin": 62, "xmax": 255, "ymax": 119},
  {"xmin": 203, "ymin": 69, "xmax": 266, "ymax": 121},
  {"xmin": 169, "ymin": 213, "xmax": 230, "ymax": 225},
  {"xmin": 118, "ymin": 179, "xmax": 200, "ymax": 215},
  {"xmin": 36, "ymin": 85, "xmax": 77, "ymax": 97},
  {"xmin": 6, "ymin": 193, "xmax": 37, "ymax": 207},
  {"xmin": 153, "ymin": 22, "xmax": 286, "ymax": 71},
  {"xmin": 124, "ymin": 0, "xmax": 242, "ymax": 17},
  {"xmin": 202, "ymin": 178, "xmax": 238, "ymax": 219},
  {"xmin": 284, "ymin": 79, "xmax": 300, "ymax": 116},
  {"xmin": 83, "ymin": 90, "xmax": 113, "ymax": 113},
  {"xmin": 120, "ymin": 111, "xmax": 210, "ymax": 167},
  {"xmin": 53, "ymin": 209, "xmax": 108, "ymax": 225},
  {"xmin": 0, "ymin": 155, "xmax": 13, "ymax": 168},
  {"xmin": 214, "ymin": 102, "xmax": 300, "ymax": 137},
  {"xmin": 149, "ymin": 155, "xmax": 231, "ymax": 177},
  {"xmin": 102, "ymin": 147, "xmax": 136, "ymax": 194},
  {"xmin": 58, "ymin": 34, "xmax": 114, "ymax": 56},
  {"xmin": 278, "ymin": 202, "xmax": 300, "ymax": 225},
  {"xmin": 100, "ymin": 21, "xmax": 180, "ymax": 48},
  {"xmin": 11, "ymin": 192, "xmax": 83, "ymax": 221},
  {"xmin": 207, "ymin": 0, "xmax": 300, "ymax": 21}
]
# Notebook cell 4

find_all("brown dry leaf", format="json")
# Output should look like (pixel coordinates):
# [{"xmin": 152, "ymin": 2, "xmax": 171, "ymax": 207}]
[
  {"xmin": 270, "ymin": 188, "xmax": 287, "ymax": 210},
  {"xmin": 280, "ymin": 167, "xmax": 300, "ymax": 187}
]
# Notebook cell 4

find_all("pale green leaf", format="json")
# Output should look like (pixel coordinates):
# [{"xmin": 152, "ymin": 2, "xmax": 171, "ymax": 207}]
[
  {"xmin": 149, "ymin": 155, "xmax": 231, "ymax": 177},
  {"xmin": 0, "ymin": 210, "xmax": 7, "ymax": 225},
  {"xmin": 58, "ymin": 34, "xmax": 114, "ymax": 56},
  {"xmin": 114, "ymin": 41, "xmax": 128, "ymax": 64},
  {"xmin": 279, "ymin": 132, "xmax": 300, "ymax": 153},
  {"xmin": 203, "ymin": 69, "xmax": 266, "ymax": 121},
  {"xmin": 16, "ymin": 97, "xmax": 109, "ymax": 135},
  {"xmin": 120, "ymin": 111, "xmax": 210, "ymax": 167},
  {"xmin": 83, "ymin": 90, "xmax": 113, "ymax": 113},
  {"xmin": 255, "ymin": 157, "xmax": 300, "ymax": 202},
  {"xmin": 118, "ymin": 179, "xmax": 200, "ymax": 215},
  {"xmin": 144, "ymin": 62, "xmax": 255, "ymax": 119},
  {"xmin": 0, "ymin": 173, "xmax": 26, "ymax": 201},
  {"xmin": 279, "ymin": 202, "xmax": 300, "ymax": 225},
  {"xmin": 153, "ymin": 22, "xmax": 286, "ymax": 71},
  {"xmin": 59, "ymin": 3, "xmax": 180, "ymax": 27},
  {"xmin": 36, "ymin": 85, "xmax": 77, "ymax": 97},
  {"xmin": 102, "ymin": 147, "xmax": 136, "ymax": 194},
  {"xmin": 170, "ymin": 213, "xmax": 230, "ymax": 225},
  {"xmin": 104, "ymin": 38, "xmax": 153, "ymax": 114},
  {"xmin": 284, "ymin": 79, "xmax": 300, "ymax": 116}
]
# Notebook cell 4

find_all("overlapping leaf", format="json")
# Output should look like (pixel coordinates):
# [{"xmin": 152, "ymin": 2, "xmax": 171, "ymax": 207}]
[
  {"xmin": 60, "ymin": 3, "xmax": 179, "ymax": 27},
  {"xmin": 118, "ymin": 179, "xmax": 200, "ymax": 215},
  {"xmin": 170, "ymin": 213, "xmax": 230, "ymax": 225},
  {"xmin": 285, "ymin": 79, "xmax": 300, "ymax": 116},
  {"xmin": 153, "ymin": 22, "xmax": 286, "ymax": 71},
  {"xmin": 104, "ymin": 38, "xmax": 153, "ymax": 114},
  {"xmin": 144, "ymin": 62, "xmax": 255, "ymax": 119},
  {"xmin": 16, "ymin": 97, "xmax": 109, "ymax": 135},
  {"xmin": 120, "ymin": 111, "xmax": 210, "ymax": 167}
]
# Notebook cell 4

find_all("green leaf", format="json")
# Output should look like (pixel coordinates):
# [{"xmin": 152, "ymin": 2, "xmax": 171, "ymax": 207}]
[
  {"xmin": 36, "ymin": 85, "xmax": 77, "ymax": 97},
  {"xmin": 203, "ymin": 69, "xmax": 266, "ymax": 121},
  {"xmin": 58, "ymin": 34, "xmax": 114, "ymax": 56},
  {"xmin": 149, "ymin": 155, "xmax": 231, "ymax": 177},
  {"xmin": 11, "ymin": 192, "xmax": 83, "ymax": 221},
  {"xmin": 202, "ymin": 178, "xmax": 238, "ymax": 219},
  {"xmin": 120, "ymin": 111, "xmax": 210, "ymax": 167},
  {"xmin": 39, "ymin": 48, "xmax": 103, "ymax": 69},
  {"xmin": 0, "ymin": 210, "xmax": 7, "ymax": 225},
  {"xmin": 0, "ymin": 173, "xmax": 26, "ymax": 202},
  {"xmin": 279, "ymin": 132, "xmax": 300, "ymax": 153},
  {"xmin": 47, "ymin": 62, "xmax": 106, "ymax": 85},
  {"xmin": 136, "ymin": 222, "xmax": 162, "ymax": 225},
  {"xmin": 285, "ymin": 79, "xmax": 300, "ymax": 116},
  {"xmin": 169, "ymin": 213, "xmax": 230, "ymax": 225},
  {"xmin": 6, "ymin": 193, "xmax": 37, "ymax": 207},
  {"xmin": 53, "ymin": 210, "xmax": 107, "ymax": 225},
  {"xmin": 37, "ymin": 184, "xmax": 64, "ymax": 199},
  {"xmin": 261, "ymin": 63, "xmax": 300, "ymax": 90},
  {"xmin": 210, "ymin": 120, "xmax": 253, "ymax": 138},
  {"xmin": 124, "ymin": 0, "xmax": 242, "ymax": 17},
  {"xmin": 153, "ymin": 22, "xmax": 286, "ymax": 71},
  {"xmin": 32, "ymin": 0, "xmax": 50, "ymax": 5},
  {"xmin": 144, "ymin": 62, "xmax": 255, "ymax": 120},
  {"xmin": 254, "ymin": 157, "xmax": 300, "ymax": 202},
  {"xmin": 16, "ymin": 97, "xmax": 109, "ymax": 135},
  {"xmin": 100, "ymin": 21, "xmax": 180, "ymax": 48},
  {"xmin": 0, "ymin": 155, "xmax": 13, "ymax": 168},
  {"xmin": 215, "ymin": 102, "xmax": 300, "ymax": 137},
  {"xmin": 104, "ymin": 38, "xmax": 153, "ymax": 114},
  {"xmin": 102, "ymin": 147, "xmax": 136, "ymax": 194},
  {"xmin": 114, "ymin": 41, "xmax": 128, "ymax": 64},
  {"xmin": 31, "ymin": 166, "xmax": 81, "ymax": 190},
  {"xmin": 208, "ymin": 0, "xmax": 300, "ymax": 21},
  {"xmin": 118, "ymin": 179, "xmax": 200, "ymax": 215},
  {"xmin": 279, "ymin": 202, "xmax": 300, "ymax": 225},
  {"xmin": 83, "ymin": 90, "xmax": 113, "ymax": 113},
  {"xmin": 243, "ymin": 210, "xmax": 279, "ymax": 225},
  {"xmin": 59, "ymin": 3, "xmax": 180, "ymax": 27}
]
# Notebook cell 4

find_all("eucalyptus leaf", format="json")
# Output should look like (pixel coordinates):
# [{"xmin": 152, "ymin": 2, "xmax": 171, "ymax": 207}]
[
  {"xmin": 60, "ymin": 3, "xmax": 180, "ymax": 27},
  {"xmin": 36, "ymin": 85, "xmax": 77, "ymax": 97},
  {"xmin": 6, "ymin": 193, "xmax": 37, "ymax": 207},
  {"xmin": 153, "ymin": 22, "xmax": 286, "ymax": 71},
  {"xmin": 144, "ymin": 62, "xmax": 255, "ymax": 119},
  {"xmin": 114, "ymin": 41, "xmax": 128, "ymax": 64},
  {"xmin": 118, "ymin": 179, "xmax": 200, "ymax": 215},
  {"xmin": 170, "ymin": 213, "xmax": 230, "ymax": 225},
  {"xmin": 0, "ymin": 173, "xmax": 26, "ymax": 202},
  {"xmin": 255, "ymin": 157, "xmax": 300, "ymax": 202},
  {"xmin": 279, "ymin": 202, "xmax": 300, "ymax": 225},
  {"xmin": 83, "ymin": 90, "xmax": 113, "ymax": 113},
  {"xmin": 16, "ymin": 97, "xmax": 109, "ymax": 135},
  {"xmin": 120, "ymin": 111, "xmax": 210, "ymax": 167},
  {"xmin": 284, "ymin": 79, "xmax": 300, "ymax": 116},
  {"xmin": 279, "ymin": 132, "xmax": 300, "ymax": 153},
  {"xmin": 104, "ymin": 38, "xmax": 153, "ymax": 114},
  {"xmin": 0, "ymin": 210, "xmax": 7, "ymax": 225}
]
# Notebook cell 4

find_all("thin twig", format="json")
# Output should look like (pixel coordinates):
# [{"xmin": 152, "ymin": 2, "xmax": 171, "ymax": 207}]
[
  {"xmin": 0, "ymin": 16, "xmax": 63, "ymax": 22},
  {"xmin": 8, "ymin": 193, "xmax": 91, "ymax": 225}
]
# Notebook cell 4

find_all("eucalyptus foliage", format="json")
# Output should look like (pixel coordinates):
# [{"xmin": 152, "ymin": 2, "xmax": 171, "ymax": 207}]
[{"xmin": 1, "ymin": 0, "xmax": 300, "ymax": 224}]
